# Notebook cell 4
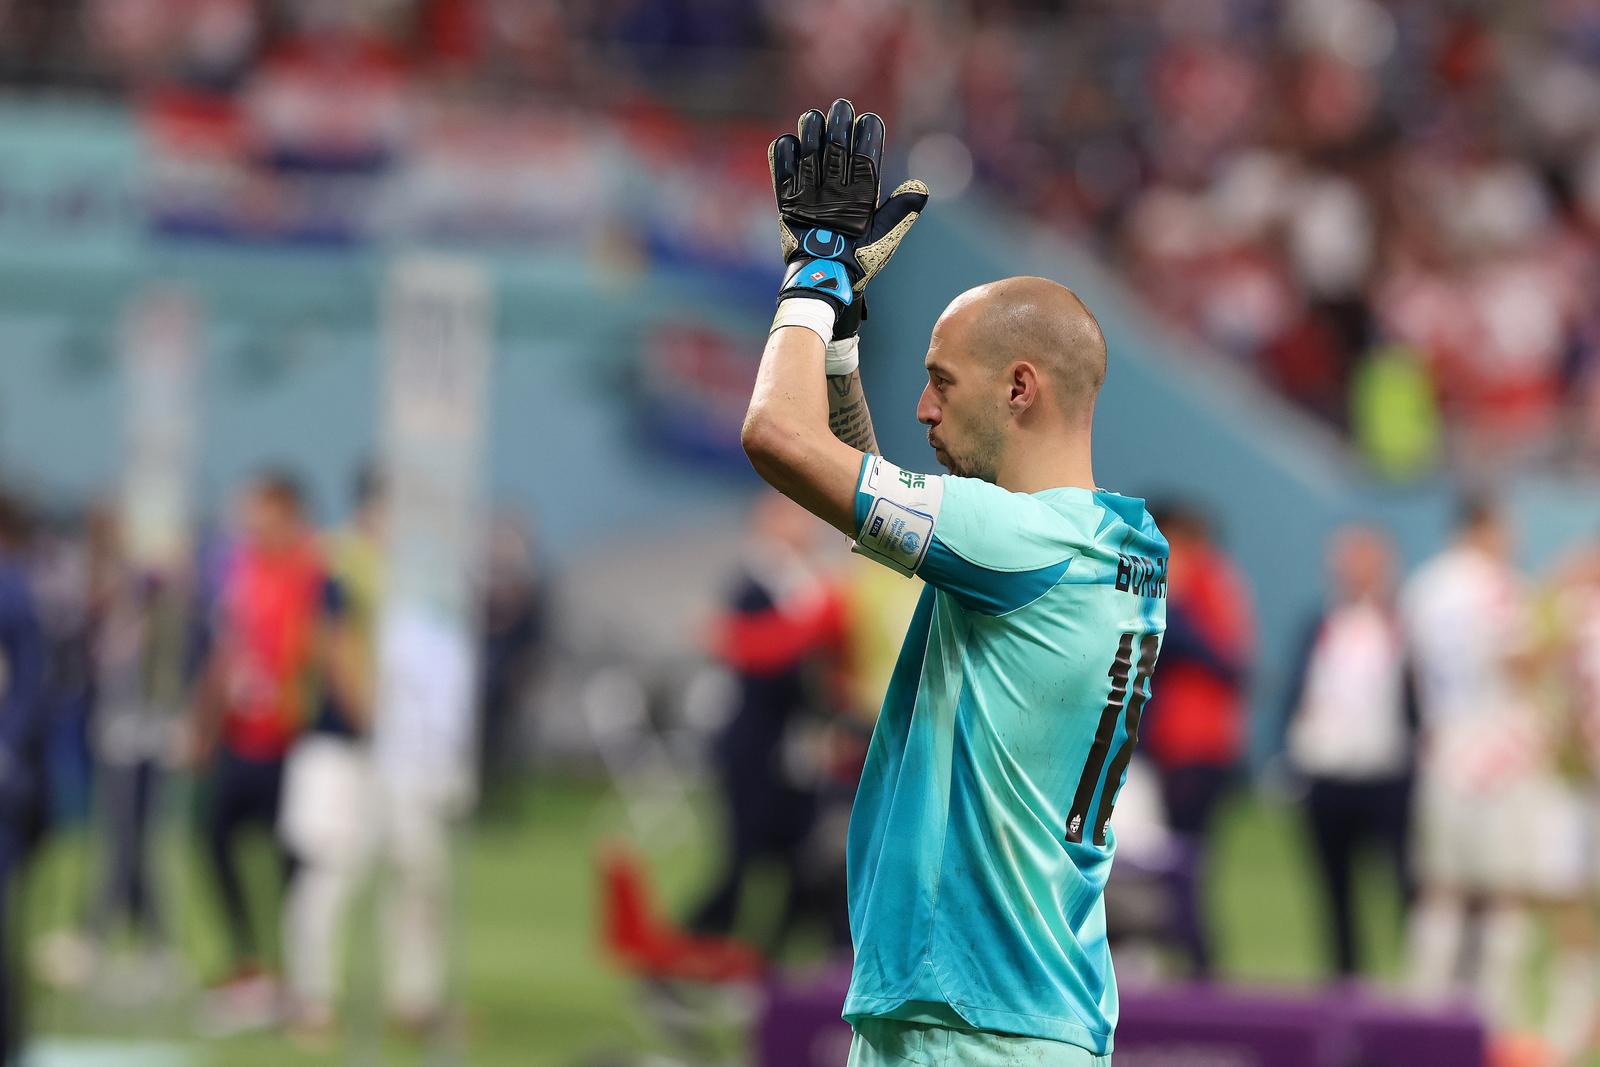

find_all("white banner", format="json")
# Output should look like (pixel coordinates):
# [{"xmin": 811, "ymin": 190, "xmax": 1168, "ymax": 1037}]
[
  {"xmin": 374, "ymin": 255, "xmax": 493, "ymax": 808},
  {"xmin": 120, "ymin": 290, "xmax": 199, "ymax": 573}
]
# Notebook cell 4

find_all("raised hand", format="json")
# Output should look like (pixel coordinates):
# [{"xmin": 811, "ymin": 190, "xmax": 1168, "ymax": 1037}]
[{"xmin": 769, "ymin": 98, "xmax": 929, "ymax": 340}]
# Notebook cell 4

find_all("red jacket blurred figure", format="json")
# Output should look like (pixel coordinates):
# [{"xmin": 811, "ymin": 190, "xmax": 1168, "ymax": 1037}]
[
  {"xmin": 189, "ymin": 471, "xmax": 322, "ymax": 1027},
  {"xmin": 1145, "ymin": 530, "xmax": 1254, "ymax": 787},
  {"xmin": 688, "ymin": 493, "xmax": 851, "ymax": 955},
  {"xmin": 1141, "ymin": 503, "xmax": 1254, "ymax": 979}
]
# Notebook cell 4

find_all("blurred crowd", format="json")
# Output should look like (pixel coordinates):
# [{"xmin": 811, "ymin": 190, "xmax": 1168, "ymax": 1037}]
[
  {"xmin": 0, "ymin": 468, "xmax": 548, "ymax": 1056},
  {"xmin": 921, "ymin": 0, "xmax": 1600, "ymax": 475},
  {"xmin": 7, "ymin": 0, "xmax": 1600, "ymax": 473},
  {"xmin": 0, "ymin": 471, "xmax": 907, "ymax": 1058},
  {"xmin": 1121, "ymin": 494, "xmax": 1600, "ymax": 1065},
  {"xmin": 608, "ymin": 480, "xmax": 1600, "ymax": 1067},
  {"xmin": 0, "ymin": 468, "xmax": 1595, "ymax": 1063},
  {"xmin": 5, "ymin": 0, "xmax": 1600, "ymax": 1061}
]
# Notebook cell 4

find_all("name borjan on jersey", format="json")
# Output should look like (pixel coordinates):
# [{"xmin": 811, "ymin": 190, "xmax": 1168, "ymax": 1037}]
[{"xmin": 1116, "ymin": 553, "xmax": 1167, "ymax": 599}]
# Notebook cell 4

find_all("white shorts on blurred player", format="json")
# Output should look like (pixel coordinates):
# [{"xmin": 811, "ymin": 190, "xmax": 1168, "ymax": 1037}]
[
  {"xmin": 1415, "ymin": 768, "xmax": 1592, "ymax": 898},
  {"xmin": 1401, "ymin": 529, "xmax": 1541, "ymax": 1024},
  {"xmin": 281, "ymin": 734, "xmax": 451, "ymax": 1029}
]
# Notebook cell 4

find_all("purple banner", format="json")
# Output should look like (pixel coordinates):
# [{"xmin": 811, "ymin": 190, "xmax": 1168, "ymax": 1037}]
[{"xmin": 756, "ymin": 975, "xmax": 1486, "ymax": 1067}]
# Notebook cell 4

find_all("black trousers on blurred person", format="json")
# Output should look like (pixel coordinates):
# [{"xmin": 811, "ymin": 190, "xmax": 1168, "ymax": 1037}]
[
  {"xmin": 1304, "ymin": 775, "xmax": 1412, "ymax": 978},
  {"xmin": 687, "ymin": 674, "xmax": 847, "ymax": 953},
  {"xmin": 0, "ymin": 822, "xmax": 25, "ymax": 1065},
  {"xmin": 1158, "ymin": 763, "xmax": 1234, "ymax": 979},
  {"xmin": 688, "ymin": 762, "xmax": 819, "ymax": 942},
  {"xmin": 203, "ymin": 749, "xmax": 293, "ymax": 969},
  {"xmin": 94, "ymin": 760, "xmax": 163, "ymax": 942}
]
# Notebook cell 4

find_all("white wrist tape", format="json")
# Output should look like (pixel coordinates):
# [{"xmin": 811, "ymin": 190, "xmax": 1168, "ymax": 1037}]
[
  {"xmin": 771, "ymin": 297, "xmax": 838, "ymax": 347},
  {"xmin": 824, "ymin": 335, "xmax": 860, "ymax": 377}
]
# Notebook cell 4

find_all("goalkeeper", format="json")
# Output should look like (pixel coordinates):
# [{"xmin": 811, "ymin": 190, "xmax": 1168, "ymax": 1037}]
[{"xmin": 741, "ymin": 99, "xmax": 1169, "ymax": 1066}]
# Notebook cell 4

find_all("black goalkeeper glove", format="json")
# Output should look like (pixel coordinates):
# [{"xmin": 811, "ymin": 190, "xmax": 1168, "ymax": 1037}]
[{"xmin": 769, "ymin": 98, "xmax": 928, "ymax": 343}]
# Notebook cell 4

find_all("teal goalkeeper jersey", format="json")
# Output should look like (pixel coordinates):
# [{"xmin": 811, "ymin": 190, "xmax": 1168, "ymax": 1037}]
[{"xmin": 844, "ymin": 454, "xmax": 1169, "ymax": 1055}]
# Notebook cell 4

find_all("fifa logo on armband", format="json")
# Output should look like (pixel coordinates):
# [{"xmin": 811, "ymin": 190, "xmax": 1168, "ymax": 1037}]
[
  {"xmin": 1116, "ymin": 554, "xmax": 1168, "ymax": 598},
  {"xmin": 898, "ymin": 471, "xmax": 926, "ymax": 490}
]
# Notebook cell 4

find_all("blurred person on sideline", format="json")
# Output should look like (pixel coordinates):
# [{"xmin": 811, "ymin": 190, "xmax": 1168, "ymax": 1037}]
[
  {"xmin": 0, "ymin": 493, "xmax": 47, "ymax": 1064},
  {"xmin": 688, "ymin": 491, "xmax": 850, "ymax": 953},
  {"xmin": 281, "ymin": 465, "xmax": 455, "ymax": 1039},
  {"xmin": 186, "ymin": 470, "xmax": 323, "ymax": 1029},
  {"xmin": 1402, "ymin": 498, "xmax": 1545, "ymax": 1032},
  {"xmin": 1515, "ymin": 541, "xmax": 1600, "ymax": 1064},
  {"xmin": 24, "ymin": 512, "xmax": 101, "ymax": 991},
  {"xmin": 89, "ymin": 517, "xmax": 184, "ymax": 970},
  {"xmin": 839, "ymin": 555, "xmax": 921, "ymax": 723},
  {"xmin": 28, "ymin": 508, "xmax": 110, "ymax": 992},
  {"xmin": 32, "ymin": 508, "xmax": 109, "ymax": 834},
  {"xmin": 744, "ymin": 99, "xmax": 1168, "ymax": 1064},
  {"xmin": 34, "ymin": 505, "xmax": 190, "ymax": 993},
  {"xmin": 279, "ymin": 466, "xmax": 384, "ymax": 1041},
  {"xmin": 1141, "ymin": 501, "xmax": 1253, "ymax": 979},
  {"xmin": 1283, "ymin": 525, "xmax": 1417, "ymax": 980},
  {"xmin": 476, "ymin": 510, "xmax": 548, "ymax": 821}
]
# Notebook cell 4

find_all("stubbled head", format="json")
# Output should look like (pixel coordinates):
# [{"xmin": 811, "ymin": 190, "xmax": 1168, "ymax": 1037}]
[
  {"xmin": 240, "ymin": 469, "xmax": 305, "ymax": 551},
  {"xmin": 1457, "ymin": 492, "xmax": 1511, "ymax": 561},
  {"xmin": 916, "ymin": 276, "xmax": 1106, "ymax": 482},
  {"xmin": 1328, "ymin": 524, "xmax": 1394, "ymax": 602},
  {"xmin": 352, "ymin": 461, "xmax": 386, "ymax": 536},
  {"xmin": 751, "ymin": 490, "xmax": 823, "ymax": 554},
  {"xmin": 0, "ymin": 491, "xmax": 33, "ymax": 554}
]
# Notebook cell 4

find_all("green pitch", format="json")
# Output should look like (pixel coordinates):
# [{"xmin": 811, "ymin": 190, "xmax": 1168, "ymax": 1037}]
[{"xmin": 6, "ymin": 777, "xmax": 1522, "ymax": 1066}]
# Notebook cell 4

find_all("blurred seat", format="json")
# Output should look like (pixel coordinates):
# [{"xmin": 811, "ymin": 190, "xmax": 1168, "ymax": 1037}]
[
  {"xmin": 595, "ymin": 844, "xmax": 766, "ymax": 1067},
  {"xmin": 599, "ymin": 843, "xmax": 765, "ymax": 984}
]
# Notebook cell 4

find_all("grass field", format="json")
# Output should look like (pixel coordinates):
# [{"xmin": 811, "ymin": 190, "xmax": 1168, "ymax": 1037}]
[{"xmin": 18, "ymin": 776, "xmax": 1421, "ymax": 1065}]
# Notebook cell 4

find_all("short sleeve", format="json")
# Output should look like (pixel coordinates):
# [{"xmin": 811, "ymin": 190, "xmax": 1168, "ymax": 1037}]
[{"xmin": 851, "ymin": 455, "xmax": 1077, "ymax": 616}]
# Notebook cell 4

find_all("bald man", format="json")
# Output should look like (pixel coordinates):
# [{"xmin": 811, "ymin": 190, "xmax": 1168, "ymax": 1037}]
[{"xmin": 746, "ymin": 102, "xmax": 1168, "ymax": 1067}]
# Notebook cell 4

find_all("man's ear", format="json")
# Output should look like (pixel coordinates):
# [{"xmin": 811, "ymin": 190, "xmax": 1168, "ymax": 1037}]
[{"xmin": 1009, "ymin": 361, "xmax": 1040, "ymax": 414}]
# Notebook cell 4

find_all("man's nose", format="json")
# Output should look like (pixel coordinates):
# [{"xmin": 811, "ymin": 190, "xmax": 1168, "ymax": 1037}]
[{"xmin": 917, "ymin": 384, "xmax": 939, "ymax": 426}]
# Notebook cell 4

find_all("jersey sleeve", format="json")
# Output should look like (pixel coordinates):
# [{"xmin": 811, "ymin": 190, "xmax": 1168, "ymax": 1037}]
[{"xmin": 850, "ymin": 454, "xmax": 1079, "ymax": 616}]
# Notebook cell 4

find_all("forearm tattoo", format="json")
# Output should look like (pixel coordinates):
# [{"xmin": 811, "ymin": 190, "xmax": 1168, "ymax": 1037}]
[{"xmin": 827, "ymin": 371, "xmax": 879, "ymax": 453}]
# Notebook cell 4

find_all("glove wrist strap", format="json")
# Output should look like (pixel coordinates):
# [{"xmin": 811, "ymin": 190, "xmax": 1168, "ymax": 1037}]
[{"xmin": 771, "ymin": 296, "xmax": 838, "ymax": 348}]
